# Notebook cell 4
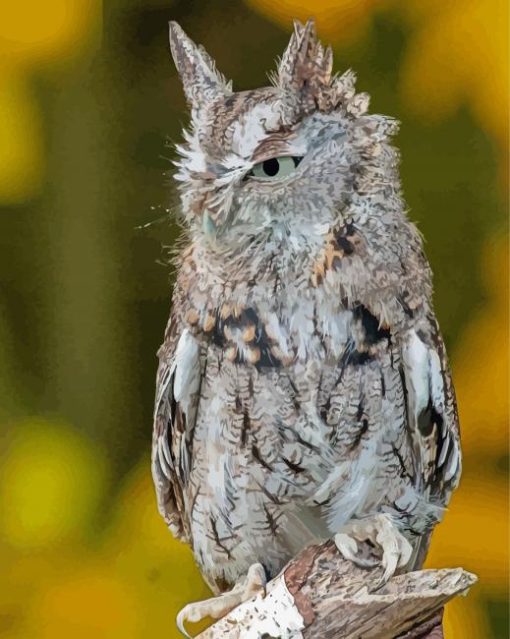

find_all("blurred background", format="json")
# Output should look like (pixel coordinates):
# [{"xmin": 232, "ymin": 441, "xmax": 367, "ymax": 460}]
[{"xmin": 0, "ymin": 0, "xmax": 508, "ymax": 637}]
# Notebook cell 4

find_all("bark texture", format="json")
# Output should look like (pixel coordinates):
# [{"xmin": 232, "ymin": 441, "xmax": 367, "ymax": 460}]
[{"xmin": 196, "ymin": 540, "xmax": 476, "ymax": 639}]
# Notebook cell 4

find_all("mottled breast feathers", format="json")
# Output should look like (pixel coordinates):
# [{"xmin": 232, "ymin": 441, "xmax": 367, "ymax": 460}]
[{"xmin": 152, "ymin": 294, "xmax": 461, "ymax": 550}]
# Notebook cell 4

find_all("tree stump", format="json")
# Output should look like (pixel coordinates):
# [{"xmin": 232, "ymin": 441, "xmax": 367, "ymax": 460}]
[{"xmin": 196, "ymin": 540, "xmax": 477, "ymax": 638}]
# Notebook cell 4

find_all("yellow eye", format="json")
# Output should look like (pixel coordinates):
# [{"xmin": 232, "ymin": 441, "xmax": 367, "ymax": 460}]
[{"xmin": 247, "ymin": 156, "xmax": 303, "ymax": 180}]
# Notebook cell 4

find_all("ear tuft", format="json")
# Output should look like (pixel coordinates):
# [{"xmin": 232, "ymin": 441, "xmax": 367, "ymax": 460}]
[
  {"xmin": 276, "ymin": 21, "xmax": 372, "ymax": 120},
  {"xmin": 277, "ymin": 19, "xmax": 317, "ymax": 92},
  {"xmin": 168, "ymin": 21, "xmax": 231, "ymax": 112},
  {"xmin": 277, "ymin": 18, "xmax": 336, "ymax": 118}
]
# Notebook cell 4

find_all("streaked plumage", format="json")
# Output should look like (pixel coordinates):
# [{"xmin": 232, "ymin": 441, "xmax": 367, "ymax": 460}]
[{"xmin": 152, "ymin": 19, "xmax": 461, "ymax": 597}]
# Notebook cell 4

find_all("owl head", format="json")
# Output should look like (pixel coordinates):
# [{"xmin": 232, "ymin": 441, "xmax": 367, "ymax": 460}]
[{"xmin": 169, "ymin": 20, "xmax": 404, "ymax": 265}]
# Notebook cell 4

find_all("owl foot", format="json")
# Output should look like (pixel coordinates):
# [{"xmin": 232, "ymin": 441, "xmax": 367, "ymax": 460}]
[
  {"xmin": 176, "ymin": 562, "xmax": 267, "ymax": 637},
  {"xmin": 334, "ymin": 513, "xmax": 413, "ymax": 586}
]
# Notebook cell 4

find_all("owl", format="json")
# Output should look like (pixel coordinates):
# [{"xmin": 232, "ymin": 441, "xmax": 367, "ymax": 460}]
[{"xmin": 152, "ymin": 19, "xmax": 462, "ymax": 633}]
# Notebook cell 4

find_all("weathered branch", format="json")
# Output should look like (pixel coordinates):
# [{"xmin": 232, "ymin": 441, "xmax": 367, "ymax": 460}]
[{"xmin": 197, "ymin": 540, "xmax": 477, "ymax": 638}]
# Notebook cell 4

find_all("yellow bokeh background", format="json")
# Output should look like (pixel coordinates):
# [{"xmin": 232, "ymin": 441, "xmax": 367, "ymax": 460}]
[{"xmin": 0, "ymin": 1, "xmax": 507, "ymax": 637}]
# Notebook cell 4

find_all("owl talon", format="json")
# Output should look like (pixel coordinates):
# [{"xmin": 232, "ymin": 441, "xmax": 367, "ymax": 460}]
[
  {"xmin": 334, "ymin": 532, "xmax": 379, "ymax": 568},
  {"xmin": 176, "ymin": 563, "xmax": 267, "ymax": 637},
  {"xmin": 334, "ymin": 514, "xmax": 413, "ymax": 585},
  {"xmin": 241, "ymin": 562, "xmax": 267, "ymax": 598}
]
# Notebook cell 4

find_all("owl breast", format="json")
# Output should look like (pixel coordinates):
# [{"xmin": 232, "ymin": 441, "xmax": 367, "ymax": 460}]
[{"xmin": 180, "ymin": 300, "xmax": 428, "ymax": 591}]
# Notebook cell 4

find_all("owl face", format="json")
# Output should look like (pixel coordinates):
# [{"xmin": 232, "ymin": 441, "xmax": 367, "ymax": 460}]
[{"xmin": 169, "ymin": 20, "xmax": 401, "ymax": 260}]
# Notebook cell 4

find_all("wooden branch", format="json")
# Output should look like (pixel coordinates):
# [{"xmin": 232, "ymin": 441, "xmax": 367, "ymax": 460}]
[{"xmin": 197, "ymin": 540, "xmax": 477, "ymax": 638}]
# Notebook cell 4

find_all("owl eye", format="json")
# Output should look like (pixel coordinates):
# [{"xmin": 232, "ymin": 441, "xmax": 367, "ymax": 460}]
[{"xmin": 246, "ymin": 156, "xmax": 303, "ymax": 180}]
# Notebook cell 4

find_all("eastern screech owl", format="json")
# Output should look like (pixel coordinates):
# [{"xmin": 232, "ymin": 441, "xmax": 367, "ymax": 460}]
[{"xmin": 152, "ymin": 18, "xmax": 461, "ymax": 623}]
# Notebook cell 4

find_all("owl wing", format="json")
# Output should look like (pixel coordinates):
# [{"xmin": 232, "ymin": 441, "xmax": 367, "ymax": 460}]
[
  {"xmin": 401, "ymin": 322, "xmax": 462, "ymax": 510},
  {"xmin": 151, "ymin": 315, "xmax": 203, "ymax": 543}
]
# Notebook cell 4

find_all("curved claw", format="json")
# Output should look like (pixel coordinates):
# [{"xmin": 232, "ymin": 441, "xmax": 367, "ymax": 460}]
[
  {"xmin": 376, "ymin": 515, "xmax": 413, "ymax": 585},
  {"xmin": 334, "ymin": 532, "xmax": 379, "ymax": 568},
  {"xmin": 175, "ymin": 563, "xmax": 267, "ymax": 637},
  {"xmin": 176, "ymin": 603, "xmax": 194, "ymax": 638},
  {"xmin": 334, "ymin": 514, "xmax": 414, "ymax": 586},
  {"xmin": 242, "ymin": 562, "xmax": 267, "ymax": 598}
]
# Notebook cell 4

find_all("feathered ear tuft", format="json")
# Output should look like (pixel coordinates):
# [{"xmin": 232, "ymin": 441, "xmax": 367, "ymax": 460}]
[
  {"xmin": 278, "ymin": 20, "xmax": 330, "ymax": 91},
  {"xmin": 274, "ymin": 20, "xmax": 371, "ymax": 120},
  {"xmin": 276, "ymin": 19, "xmax": 336, "ymax": 119},
  {"xmin": 168, "ymin": 22, "xmax": 232, "ymax": 113}
]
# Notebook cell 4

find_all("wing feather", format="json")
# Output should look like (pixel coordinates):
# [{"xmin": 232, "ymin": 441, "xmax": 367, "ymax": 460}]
[
  {"xmin": 401, "ymin": 326, "xmax": 461, "ymax": 504},
  {"xmin": 151, "ymin": 318, "xmax": 203, "ymax": 543},
  {"xmin": 400, "ymin": 324, "xmax": 461, "ymax": 569}
]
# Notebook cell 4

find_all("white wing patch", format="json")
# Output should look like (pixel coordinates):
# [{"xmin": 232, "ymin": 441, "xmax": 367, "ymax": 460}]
[
  {"xmin": 402, "ymin": 330, "xmax": 430, "ymax": 419},
  {"xmin": 427, "ymin": 348, "xmax": 445, "ymax": 410},
  {"xmin": 173, "ymin": 329, "xmax": 202, "ymax": 409}
]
